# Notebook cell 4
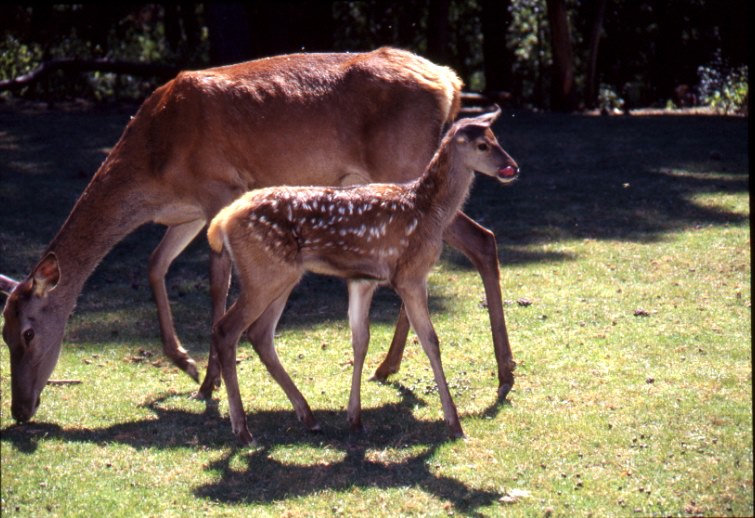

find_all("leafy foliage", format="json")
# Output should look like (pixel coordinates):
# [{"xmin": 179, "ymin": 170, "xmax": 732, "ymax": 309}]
[
  {"xmin": 0, "ymin": 2, "xmax": 748, "ymax": 110},
  {"xmin": 698, "ymin": 55, "xmax": 749, "ymax": 115}
]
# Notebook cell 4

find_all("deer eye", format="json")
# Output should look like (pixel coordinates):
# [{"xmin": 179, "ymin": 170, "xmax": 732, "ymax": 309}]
[
  {"xmin": 477, "ymin": 143, "xmax": 489, "ymax": 151},
  {"xmin": 23, "ymin": 329, "xmax": 34, "ymax": 345}
]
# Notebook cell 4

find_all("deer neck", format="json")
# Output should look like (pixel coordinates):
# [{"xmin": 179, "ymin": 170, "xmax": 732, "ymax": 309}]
[
  {"xmin": 42, "ymin": 157, "xmax": 157, "ymax": 315},
  {"xmin": 413, "ymin": 144, "xmax": 474, "ymax": 229}
]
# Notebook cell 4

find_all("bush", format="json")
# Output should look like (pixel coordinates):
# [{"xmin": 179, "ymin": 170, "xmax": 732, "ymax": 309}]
[{"xmin": 698, "ymin": 54, "xmax": 749, "ymax": 115}]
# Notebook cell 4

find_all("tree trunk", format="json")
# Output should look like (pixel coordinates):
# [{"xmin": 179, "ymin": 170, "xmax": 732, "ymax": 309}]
[
  {"xmin": 584, "ymin": 0, "xmax": 608, "ymax": 109},
  {"xmin": 205, "ymin": 2, "xmax": 252, "ymax": 66},
  {"xmin": 545, "ymin": 0, "xmax": 578, "ymax": 111},
  {"xmin": 247, "ymin": 2, "xmax": 335, "ymax": 59},
  {"xmin": 480, "ymin": 0, "xmax": 514, "ymax": 93},
  {"xmin": 427, "ymin": 0, "xmax": 451, "ymax": 65}
]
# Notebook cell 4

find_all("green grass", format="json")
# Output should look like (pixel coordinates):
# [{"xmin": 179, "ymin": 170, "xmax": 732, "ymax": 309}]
[{"xmin": 1, "ymin": 102, "xmax": 751, "ymax": 516}]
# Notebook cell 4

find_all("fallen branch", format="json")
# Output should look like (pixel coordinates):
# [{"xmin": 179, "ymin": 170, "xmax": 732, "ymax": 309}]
[
  {"xmin": 460, "ymin": 91, "xmax": 512, "ymax": 114},
  {"xmin": 0, "ymin": 58, "xmax": 180, "ymax": 92},
  {"xmin": 47, "ymin": 379, "xmax": 82, "ymax": 386}
]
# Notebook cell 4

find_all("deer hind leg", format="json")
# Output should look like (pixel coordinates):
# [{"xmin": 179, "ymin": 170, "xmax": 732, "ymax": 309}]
[
  {"xmin": 397, "ymin": 280, "xmax": 464, "ymax": 439},
  {"xmin": 246, "ymin": 287, "xmax": 320, "ymax": 432},
  {"xmin": 197, "ymin": 249, "xmax": 233, "ymax": 399},
  {"xmin": 371, "ymin": 304, "xmax": 410, "ymax": 382},
  {"xmin": 373, "ymin": 211, "xmax": 516, "ymax": 400},
  {"xmin": 148, "ymin": 219, "xmax": 207, "ymax": 382},
  {"xmin": 443, "ymin": 212, "xmax": 515, "ymax": 400},
  {"xmin": 347, "ymin": 280, "xmax": 377, "ymax": 433}
]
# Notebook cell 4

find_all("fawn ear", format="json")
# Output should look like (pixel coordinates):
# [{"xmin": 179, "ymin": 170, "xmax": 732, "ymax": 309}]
[
  {"xmin": 32, "ymin": 253, "xmax": 60, "ymax": 297},
  {"xmin": 472, "ymin": 104, "xmax": 502, "ymax": 127},
  {"xmin": 0, "ymin": 274, "xmax": 19, "ymax": 296}
]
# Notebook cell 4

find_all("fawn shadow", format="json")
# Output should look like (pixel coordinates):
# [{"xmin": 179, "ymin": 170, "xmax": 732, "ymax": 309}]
[{"xmin": 1, "ymin": 382, "xmax": 510, "ymax": 515}]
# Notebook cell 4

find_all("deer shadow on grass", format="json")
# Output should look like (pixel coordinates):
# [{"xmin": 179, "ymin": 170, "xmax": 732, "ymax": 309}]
[{"xmin": 1, "ymin": 382, "xmax": 510, "ymax": 515}]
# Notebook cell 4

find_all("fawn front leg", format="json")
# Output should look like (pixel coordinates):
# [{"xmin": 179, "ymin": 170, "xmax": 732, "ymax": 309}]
[{"xmin": 347, "ymin": 281, "xmax": 377, "ymax": 433}]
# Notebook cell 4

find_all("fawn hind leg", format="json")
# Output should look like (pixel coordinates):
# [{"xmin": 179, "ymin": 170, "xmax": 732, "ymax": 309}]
[
  {"xmin": 215, "ymin": 263, "xmax": 302, "ymax": 444},
  {"xmin": 396, "ymin": 280, "xmax": 464, "ymax": 439}
]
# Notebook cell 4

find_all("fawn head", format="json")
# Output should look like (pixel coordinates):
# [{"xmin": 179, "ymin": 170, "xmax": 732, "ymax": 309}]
[{"xmin": 451, "ymin": 105, "xmax": 519, "ymax": 183}]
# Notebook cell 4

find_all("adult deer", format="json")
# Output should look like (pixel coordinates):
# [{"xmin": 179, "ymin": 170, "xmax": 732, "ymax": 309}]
[
  {"xmin": 1, "ymin": 47, "xmax": 516, "ymax": 425},
  {"xmin": 207, "ymin": 107, "xmax": 518, "ymax": 444}
]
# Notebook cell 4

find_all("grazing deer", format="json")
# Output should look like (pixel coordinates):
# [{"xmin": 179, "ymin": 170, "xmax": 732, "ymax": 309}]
[
  {"xmin": 207, "ymin": 107, "xmax": 519, "ymax": 444},
  {"xmin": 1, "ymin": 47, "xmax": 516, "ymax": 426}
]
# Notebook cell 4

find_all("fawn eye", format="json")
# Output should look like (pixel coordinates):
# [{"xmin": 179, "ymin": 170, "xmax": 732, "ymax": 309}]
[
  {"xmin": 23, "ymin": 329, "xmax": 34, "ymax": 345},
  {"xmin": 477, "ymin": 143, "xmax": 489, "ymax": 151}
]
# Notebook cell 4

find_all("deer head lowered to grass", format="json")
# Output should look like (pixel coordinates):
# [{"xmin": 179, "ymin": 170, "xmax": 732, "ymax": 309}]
[{"xmin": 206, "ymin": 106, "xmax": 519, "ymax": 444}]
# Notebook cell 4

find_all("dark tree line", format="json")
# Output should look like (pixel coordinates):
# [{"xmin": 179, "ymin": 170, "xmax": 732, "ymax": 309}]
[{"xmin": 0, "ymin": 2, "xmax": 748, "ymax": 111}]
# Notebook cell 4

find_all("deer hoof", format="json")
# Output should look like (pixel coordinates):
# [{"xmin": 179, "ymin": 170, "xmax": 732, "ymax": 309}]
[
  {"xmin": 173, "ymin": 356, "xmax": 200, "ymax": 383},
  {"xmin": 498, "ymin": 383, "xmax": 513, "ymax": 402},
  {"xmin": 369, "ymin": 368, "xmax": 394, "ymax": 383},
  {"xmin": 196, "ymin": 377, "xmax": 219, "ymax": 400}
]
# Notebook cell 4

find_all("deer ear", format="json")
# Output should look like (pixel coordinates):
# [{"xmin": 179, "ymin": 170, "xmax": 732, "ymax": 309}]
[
  {"xmin": 0, "ymin": 274, "xmax": 19, "ymax": 296},
  {"xmin": 32, "ymin": 253, "xmax": 60, "ymax": 297}
]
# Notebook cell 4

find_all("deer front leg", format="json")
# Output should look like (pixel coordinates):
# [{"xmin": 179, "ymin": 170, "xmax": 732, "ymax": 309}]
[
  {"xmin": 443, "ymin": 212, "xmax": 515, "ymax": 400},
  {"xmin": 397, "ymin": 281, "xmax": 464, "ymax": 439},
  {"xmin": 247, "ymin": 290, "xmax": 320, "ymax": 432},
  {"xmin": 197, "ymin": 249, "xmax": 233, "ymax": 399},
  {"xmin": 148, "ymin": 220, "xmax": 206, "ymax": 382},
  {"xmin": 347, "ymin": 281, "xmax": 377, "ymax": 433}
]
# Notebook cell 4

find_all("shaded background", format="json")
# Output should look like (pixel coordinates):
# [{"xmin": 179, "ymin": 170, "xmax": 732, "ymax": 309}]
[{"xmin": 0, "ymin": 1, "xmax": 749, "ymax": 113}]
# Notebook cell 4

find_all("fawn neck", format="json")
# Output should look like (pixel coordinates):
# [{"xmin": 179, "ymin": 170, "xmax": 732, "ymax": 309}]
[{"xmin": 412, "ymin": 138, "xmax": 475, "ymax": 229}]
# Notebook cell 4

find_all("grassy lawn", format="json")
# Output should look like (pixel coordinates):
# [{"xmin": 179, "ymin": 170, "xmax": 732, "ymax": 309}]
[{"xmin": 1, "ymin": 101, "xmax": 751, "ymax": 516}]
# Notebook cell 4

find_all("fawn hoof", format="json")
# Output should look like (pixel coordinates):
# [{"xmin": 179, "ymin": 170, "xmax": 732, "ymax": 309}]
[
  {"xmin": 349, "ymin": 419, "xmax": 366, "ymax": 437},
  {"xmin": 448, "ymin": 425, "xmax": 467, "ymax": 441},
  {"xmin": 235, "ymin": 428, "xmax": 255, "ymax": 446},
  {"xmin": 298, "ymin": 412, "xmax": 321, "ymax": 433}
]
